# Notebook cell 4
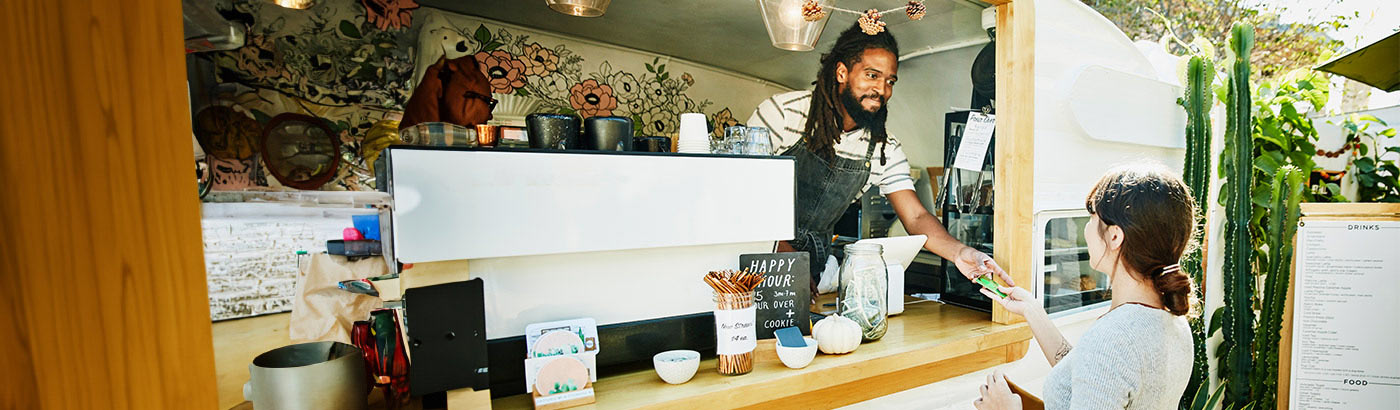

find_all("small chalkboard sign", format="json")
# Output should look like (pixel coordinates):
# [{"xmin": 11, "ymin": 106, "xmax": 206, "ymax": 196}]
[{"xmin": 740, "ymin": 252, "xmax": 810, "ymax": 339}]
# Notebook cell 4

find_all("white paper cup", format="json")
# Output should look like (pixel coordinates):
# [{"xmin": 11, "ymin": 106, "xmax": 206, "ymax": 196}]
[{"xmin": 678, "ymin": 113, "xmax": 709, "ymax": 153}]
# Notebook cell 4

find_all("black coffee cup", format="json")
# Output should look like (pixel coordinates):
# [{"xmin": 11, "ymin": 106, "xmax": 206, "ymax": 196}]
[
  {"xmin": 526, "ymin": 113, "xmax": 580, "ymax": 149},
  {"xmin": 582, "ymin": 116, "xmax": 634, "ymax": 151},
  {"xmin": 632, "ymin": 136, "xmax": 671, "ymax": 152}
]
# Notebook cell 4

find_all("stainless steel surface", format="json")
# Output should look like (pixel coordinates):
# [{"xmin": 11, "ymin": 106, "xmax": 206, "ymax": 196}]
[
  {"xmin": 248, "ymin": 341, "xmax": 368, "ymax": 410},
  {"xmin": 582, "ymin": 116, "xmax": 634, "ymax": 151},
  {"xmin": 859, "ymin": 188, "xmax": 897, "ymax": 239},
  {"xmin": 633, "ymin": 136, "xmax": 671, "ymax": 152}
]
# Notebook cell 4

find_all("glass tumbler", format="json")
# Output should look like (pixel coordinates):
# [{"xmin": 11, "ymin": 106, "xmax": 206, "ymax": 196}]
[
  {"xmin": 745, "ymin": 127, "xmax": 773, "ymax": 155},
  {"xmin": 722, "ymin": 126, "xmax": 748, "ymax": 154}
]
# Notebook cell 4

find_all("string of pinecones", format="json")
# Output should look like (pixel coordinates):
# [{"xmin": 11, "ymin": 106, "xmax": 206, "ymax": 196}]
[{"xmin": 802, "ymin": 1, "xmax": 929, "ymax": 35}]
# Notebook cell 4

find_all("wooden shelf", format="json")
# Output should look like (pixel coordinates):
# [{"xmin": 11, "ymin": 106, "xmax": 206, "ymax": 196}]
[{"xmin": 491, "ymin": 299, "xmax": 1031, "ymax": 409}]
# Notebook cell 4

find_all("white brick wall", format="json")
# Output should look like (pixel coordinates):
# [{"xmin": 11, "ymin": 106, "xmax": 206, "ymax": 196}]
[{"xmin": 202, "ymin": 192, "xmax": 387, "ymax": 321}]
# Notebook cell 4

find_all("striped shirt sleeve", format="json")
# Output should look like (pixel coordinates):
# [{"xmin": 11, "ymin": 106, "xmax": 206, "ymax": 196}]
[{"xmin": 747, "ymin": 91, "xmax": 810, "ymax": 154}]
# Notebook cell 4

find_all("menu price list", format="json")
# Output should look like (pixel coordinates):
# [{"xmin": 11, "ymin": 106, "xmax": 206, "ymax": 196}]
[{"xmin": 1289, "ymin": 220, "xmax": 1400, "ymax": 409}]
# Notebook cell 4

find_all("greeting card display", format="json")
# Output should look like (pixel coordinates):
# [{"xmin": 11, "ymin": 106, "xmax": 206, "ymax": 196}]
[{"xmin": 523, "ymin": 318, "xmax": 599, "ymax": 410}]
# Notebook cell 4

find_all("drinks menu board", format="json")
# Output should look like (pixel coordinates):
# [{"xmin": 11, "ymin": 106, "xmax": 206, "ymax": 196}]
[{"xmin": 1288, "ymin": 220, "xmax": 1400, "ymax": 409}]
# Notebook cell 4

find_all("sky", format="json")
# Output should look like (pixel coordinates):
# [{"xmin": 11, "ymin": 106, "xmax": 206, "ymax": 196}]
[{"xmin": 1249, "ymin": 0, "xmax": 1399, "ymax": 48}]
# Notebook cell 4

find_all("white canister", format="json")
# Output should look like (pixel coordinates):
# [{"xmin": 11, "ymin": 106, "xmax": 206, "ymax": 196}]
[{"xmin": 886, "ymin": 262, "xmax": 905, "ymax": 315}]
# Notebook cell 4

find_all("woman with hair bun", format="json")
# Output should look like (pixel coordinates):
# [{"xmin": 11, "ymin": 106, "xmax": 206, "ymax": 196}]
[{"xmin": 974, "ymin": 164, "xmax": 1197, "ymax": 410}]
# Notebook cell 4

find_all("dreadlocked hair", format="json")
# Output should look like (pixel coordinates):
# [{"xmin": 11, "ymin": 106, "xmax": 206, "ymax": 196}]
[{"xmin": 803, "ymin": 22, "xmax": 899, "ymax": 162}]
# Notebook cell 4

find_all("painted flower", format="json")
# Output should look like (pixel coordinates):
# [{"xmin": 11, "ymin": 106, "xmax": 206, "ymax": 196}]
[
  {"xmin": 519, "ymin": 42, "xmax": 560, "ymax": 76},
  {"xmin": 607, "ymin": 72, "xmax": 642, "ymax": 101},
  {"xmin": 676, "ymin": 96, "xmax": 700, "ymax": 114},
  {"xmin": 569, "ymin": 79, "xmax": 618, "ymax": 119},
  {"xmin": 642, "ymin": 80, "xmax": 672, "ymax": 107},
  {"xmin": 361, "ymin": 0, "xmax": 420, "ymax": 31},
  {"xmin": 623, "ymin": 99, "xmax": 646, "ymax": 119},
  {"xmin": 475, "ymin": 50, "xmax": 527, "ymax": 93},
  {"xmin": 710, "ymin": 108, "xmax": 740, "ymax": 138},
  {"xmin": 528, "ymin": 72, "xmax": 573, "ymax": 100},
  {"xmin": 681, "ymin": 72, "xmax": 694, "ymax": 87},
  {"xmin": 641, "ymin": 106, "xmax": 678, "ymax": 135}
]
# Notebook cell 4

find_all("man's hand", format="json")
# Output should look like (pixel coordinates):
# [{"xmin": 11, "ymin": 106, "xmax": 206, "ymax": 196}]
[
  {"xmin": 973, "ymin": 370, "xmax": 1023, "ymax": 410},
  {"xmin": 955, "ymin": 246, "xmax": 1014, "ymax": 287}
]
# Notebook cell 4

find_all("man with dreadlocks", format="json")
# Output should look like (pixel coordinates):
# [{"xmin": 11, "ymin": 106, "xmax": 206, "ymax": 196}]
[{"xmin": 748, "ymin": 22, "xmax": 1011, "ymax": 293}]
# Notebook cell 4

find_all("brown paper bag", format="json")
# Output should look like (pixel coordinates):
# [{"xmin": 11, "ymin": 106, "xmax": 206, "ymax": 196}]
[{"xmin": 289, "ymin": 253, "xmax": 387, "ymax": 344}]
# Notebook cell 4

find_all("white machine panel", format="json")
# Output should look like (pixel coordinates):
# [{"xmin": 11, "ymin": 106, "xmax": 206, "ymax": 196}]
[
  {"xmin": 387, "ymin": 148, "xmax": 795, "ymax": 262},
  {"xmin": 469, "ymin": 241, "xmax": 774, "ymax": 338}
]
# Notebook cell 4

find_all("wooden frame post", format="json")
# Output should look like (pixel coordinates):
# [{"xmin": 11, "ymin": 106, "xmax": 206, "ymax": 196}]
[
  {"xmin": 991, "ymin": 0, "xmax": 1036, "ymax": 325},
  {"xmin": 0, "ymin": 0, "xmax": 219, "ymax": 408}
]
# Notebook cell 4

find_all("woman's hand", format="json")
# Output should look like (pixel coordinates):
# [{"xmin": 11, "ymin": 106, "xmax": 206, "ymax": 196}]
[
  {"xmin": 981, "ymin": 285, "xmax": 1038, "ymax": 317},
  {"xmin": 955, "ymin": 246, "xmax": 1014, "ymax": 287},
  {"xmin": 973, "ymin": 370, "xmax": 1023, "ymax": 410}
]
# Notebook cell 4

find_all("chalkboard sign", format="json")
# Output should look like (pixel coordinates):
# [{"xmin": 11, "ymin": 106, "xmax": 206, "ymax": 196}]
[{"xmin": 740, "ymin": 252, "xmax": 810, "ymax": 339}]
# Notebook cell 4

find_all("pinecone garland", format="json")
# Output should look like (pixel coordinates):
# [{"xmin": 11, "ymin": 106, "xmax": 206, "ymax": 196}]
[
  {"xmin": 906, "ymin": 1, "xmax": 927, "ymax": 20},
  {"xmin": 858, "ymin": 9, "xmax": 886, "ymax": 35},
  {"xmin": 801, "ymin": 0, "xmax": 827, "ymax": 21}
]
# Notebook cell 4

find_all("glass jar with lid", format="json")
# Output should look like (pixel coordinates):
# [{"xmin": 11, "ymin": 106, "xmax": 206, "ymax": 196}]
[{"xmin": 838, "ymin": 243, "xmax": 888, "ymax": 341}]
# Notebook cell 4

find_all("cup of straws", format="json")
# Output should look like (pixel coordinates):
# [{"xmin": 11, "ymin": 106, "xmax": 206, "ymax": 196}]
[{"xmin": 704, "ymin": 269, "xmax": 764, "ymax": 376}]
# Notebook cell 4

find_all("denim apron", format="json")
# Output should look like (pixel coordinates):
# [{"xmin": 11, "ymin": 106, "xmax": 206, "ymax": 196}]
[{"xmin": 783, "ymin": 138, "xmax": 878, "ymax": 283}]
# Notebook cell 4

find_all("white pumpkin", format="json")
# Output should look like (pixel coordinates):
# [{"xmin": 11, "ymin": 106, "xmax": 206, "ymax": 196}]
[{"xmin": 812, "ymin": 315, "xmax": 862, "ymax": 354}]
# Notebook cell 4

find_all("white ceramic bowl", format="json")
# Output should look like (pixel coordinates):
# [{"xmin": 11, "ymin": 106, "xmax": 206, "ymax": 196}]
[
  {"xmin": 775, "ymin": 337, "xmax": 819, "ymax": 369},
  {"xmin": 653, "ymin": 350, "xmax": 700, "ymax": 384}
]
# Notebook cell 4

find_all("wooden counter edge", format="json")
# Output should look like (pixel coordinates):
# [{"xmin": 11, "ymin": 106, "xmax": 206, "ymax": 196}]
[{"xmin": 493, "ymin": 321, "xmax": 1032, "ymax": 409}]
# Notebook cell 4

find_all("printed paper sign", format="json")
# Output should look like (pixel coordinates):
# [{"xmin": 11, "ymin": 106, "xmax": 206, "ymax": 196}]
[
  {"xmin": 952, "ymin": 112, "xmax": 995, "ymax": 171},
  {"xmin": 1289, "ymin": 220, "xmax": 1400, "ymax": 409},
  {"xmin": 714, "ymin": 306, "xmax": 757, "ymax": 355}
]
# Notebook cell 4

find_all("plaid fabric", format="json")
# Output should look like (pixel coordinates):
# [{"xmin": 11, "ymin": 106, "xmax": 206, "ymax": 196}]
[{"xmin": 399, "ymin": 122, "xmax": 477, "ymax": 147}]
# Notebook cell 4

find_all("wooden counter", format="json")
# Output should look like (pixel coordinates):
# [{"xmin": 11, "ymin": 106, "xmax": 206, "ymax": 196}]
[{"xmin": 492, "ymin": 299, "xmax": 1031, "ymax": 409}]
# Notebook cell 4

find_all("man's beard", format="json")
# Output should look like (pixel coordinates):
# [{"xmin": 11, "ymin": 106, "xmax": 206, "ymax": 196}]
[{"xmin": 839, "ymin": 86, "xmax": 888, "ymax": 131}]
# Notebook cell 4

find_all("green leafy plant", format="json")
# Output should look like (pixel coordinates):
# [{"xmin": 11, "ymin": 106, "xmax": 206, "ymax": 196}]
[
  {"xmin": 1178, "ymin": 51, "xmax": 1214, "ymax": 410},
  {"xmin": 1338, "ymin": 115, "xmax": 1400, "ymax": 202},
  {"xmin": 1187, "ymin": 383, "xmax": 1228, "ymax": 410},
  {"xmin": 1249, "ymin": 69, "xmax": 1329, "ymax": 205},
  {"xmin": 1216, "ymin": 22, "xmax": 1255, "ymax": 409}
]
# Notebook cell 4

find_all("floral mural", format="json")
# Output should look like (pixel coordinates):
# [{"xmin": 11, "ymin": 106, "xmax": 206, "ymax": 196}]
[
  {"xmin": 199, "ymin": 0, "xmax": 780, "ymax": 192},
  {"xmin": 459, "ymin": 22, "xmax": 713, "ymax": 136}
]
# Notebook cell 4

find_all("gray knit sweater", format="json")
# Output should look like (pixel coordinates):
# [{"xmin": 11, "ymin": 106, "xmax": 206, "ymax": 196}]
[{"xmin": 1042, "ymin": 304, "xmax": 1194, "ymax": 409}]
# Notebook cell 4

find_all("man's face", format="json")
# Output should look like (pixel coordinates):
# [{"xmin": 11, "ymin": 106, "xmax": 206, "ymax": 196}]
[{"xmin": 837, "ymin": 48, "xmax": 899, "ymax": 118}]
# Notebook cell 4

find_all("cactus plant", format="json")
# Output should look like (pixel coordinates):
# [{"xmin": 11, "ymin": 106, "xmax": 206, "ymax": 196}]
[
  {"xmin": 1178, "ymin": 52, "xmax": 1214, "ymax": 410},
  {"xmin": 1218, "ymin": 22, "xmax": 1255, "ymax": 409},
  {"xmin": 1215, "ymin": 21, "xmax": 1260, "ymax": 405},
  {"xmin": 1247, "ymin": 165, "xmax": 1304, "ymax": 410}
]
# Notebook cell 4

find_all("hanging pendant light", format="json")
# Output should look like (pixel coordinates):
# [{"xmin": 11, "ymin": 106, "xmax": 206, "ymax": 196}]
[
  {"xmin": 757, "ymin": 0, "xmax": 832, "ymax": 51},
  {"xmin": 273, "ymin": 0, "xmax": 314, "ymax": 9},
  {"xmin": 547, "ymin": 0, "xmax": 611, "ymax": 17}
]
